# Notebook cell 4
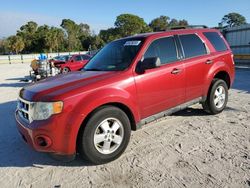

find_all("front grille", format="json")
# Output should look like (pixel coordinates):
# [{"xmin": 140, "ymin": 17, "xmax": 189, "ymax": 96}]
[{"xmin": 17, "ymin": 97, "xmax": 33, "ymax": 123}]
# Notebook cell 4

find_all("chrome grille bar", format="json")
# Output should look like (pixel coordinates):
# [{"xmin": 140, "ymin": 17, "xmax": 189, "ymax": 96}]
[{"xmin": 17, "ymin": 97, "xmax": 34, "ymax": 123}]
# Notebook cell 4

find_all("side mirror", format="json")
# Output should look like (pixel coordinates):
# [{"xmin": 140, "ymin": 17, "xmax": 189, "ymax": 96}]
[{"xmin": 136, "ymin": 57, "xmax": 161, "ymax": 74}]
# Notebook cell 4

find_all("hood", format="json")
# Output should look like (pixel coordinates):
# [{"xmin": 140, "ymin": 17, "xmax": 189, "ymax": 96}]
[{"xmin": 20, "ymin": 71, "xmax": 117, "ymax": 101}]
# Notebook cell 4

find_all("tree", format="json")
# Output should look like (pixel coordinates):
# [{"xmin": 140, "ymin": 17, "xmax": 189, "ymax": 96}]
[
  {"xmin": 7, "ymin": 36, "xmax": 25, "ymax": 54},
  {"xmin": 61, "ymin": 19, "xmax": 82, "ymax": 51},
  {"xmin": 99, "ymin": 28, "xmax": 121, "ymax": 43},
  {"xmin": 81, "ymin": 35, "xmax": 104, "ymax": 51},
  {"xmin": 168, "ymin": 18, "xmax": 188, "ymax": 28},
  {"xmin": 221, "ymin": 13, "xmax": 247, "ymax": 27},
  {"xmin": 114, "ymin": 14, "xmax": 152, "ymax": 37},
  {"xmin": 149, "ymin": 16, "xmax": 170, "ymax": 31},
  {"xmin": 17, "ymin": 21, "xmax": 38, "ymax": 52},
  {"xmin": 44, "ymin": 27, "xmax": 65, "ymax": 53},
  {"xmin": 0, "ymin": 39, "xmax": 8, "ymax": 54},
  {"xmin": 178, "ymin": 19, "xmax": 189, "ymax": 27},
  {"xmin": 79, "ymin": 23, "xmax": 91, "ymax": 38}
]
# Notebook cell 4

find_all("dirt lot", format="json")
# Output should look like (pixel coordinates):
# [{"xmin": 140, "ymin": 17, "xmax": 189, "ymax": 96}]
[{"xmin": 0, "ymin": 63, "xmax": 249, "ymax": 188}]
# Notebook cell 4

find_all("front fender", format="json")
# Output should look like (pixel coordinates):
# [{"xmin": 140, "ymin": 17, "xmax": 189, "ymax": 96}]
[{"xmin": 62, "ymin": 87, "xmax": 139, "ymax": 153}]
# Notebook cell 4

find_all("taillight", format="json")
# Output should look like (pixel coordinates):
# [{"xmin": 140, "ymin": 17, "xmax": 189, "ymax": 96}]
[{"xmin": 231, "ymin": 54, "xmax": 235, "ymax": 65}]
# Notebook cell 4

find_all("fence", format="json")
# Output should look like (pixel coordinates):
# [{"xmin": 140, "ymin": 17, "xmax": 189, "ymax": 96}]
[
  {"xmin": 0, "ymin": 51, "xmax": 88, "ymax": 64},
  {"xmin": 223, "ymin": 24, "xmax": 250, "ymax": 66}
]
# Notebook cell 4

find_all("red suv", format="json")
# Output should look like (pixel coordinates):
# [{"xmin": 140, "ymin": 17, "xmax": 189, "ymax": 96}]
[
  {"xmin": 16, "ymin": 28, "xmax": 235, "ymax": 164},
  {"xmin": 53, "ymin": 54, "xmax": 91, "ymax": 73}
]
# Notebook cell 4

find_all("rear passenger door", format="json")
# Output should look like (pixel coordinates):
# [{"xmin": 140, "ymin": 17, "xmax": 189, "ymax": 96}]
[
  {"xmin": 134, "ymin": 36, "xmax": 186, "ymax": 119},
  {"xmin": 178, "ymin": 34, "xmax": 210, "ymax": 102}
]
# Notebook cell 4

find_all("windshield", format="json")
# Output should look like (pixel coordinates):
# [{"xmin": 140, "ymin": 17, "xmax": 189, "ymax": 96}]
[
  {"xmin": 84, "ymin": 38, "xmax": 144, "ymax": 71},
  {"xmin": 53, "ymin": 56, "xmax": 60, "ymax": 60},
  {"xmin": 59, "ymin": 55, "xmax": 72, "ymax": 61}
]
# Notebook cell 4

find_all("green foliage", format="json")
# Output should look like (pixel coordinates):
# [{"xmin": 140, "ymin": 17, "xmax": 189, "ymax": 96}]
[
  {"xmin": 149, "ymin": 16, "xmax": 188, "ymax": 31},
  {"xmin": 17, "ymin": 21, "xmax": 38, "ymax": 52},
  {"xmin": 7, "ymin": 35, "xmax": 25, "ymax": 54},
  {"xmin": 168, "ymin": 18, "xmax": 188, "ymax": 28},
  {"xmin": 0, "ymin": 39, "xmax": 9, "ymax": 54},
  {"xmin": 149, "ymin": 16, "xmax": 170, "ymax": 31},
  {"xmin": 99, "ymin": 13, "xmax": 152, "ymax": 43},
  {"xmin": 99, "ymin": 28, "xmax": 121, "ymax": 43},
  {"xmin": 114, "ymin": 14, "xmax": 152, "ymax": 37},
  {"xmin": 81, "ymin": 35, "xmax": 104, "ymax": 51},
  {"xmin": 221, "ymin": 12, "xmax": 247, "ymax": 27},
  {"xmin": 61, "ymin": 19, "xmax": 82, "ymax": 51},
  {"xmin": 1, "ymin": 12, "xmax": 247, "ymax": 55}
]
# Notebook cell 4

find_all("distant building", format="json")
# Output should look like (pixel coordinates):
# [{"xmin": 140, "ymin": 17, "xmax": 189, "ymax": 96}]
[{"xmin": 223, "ymin": 24, "xmax": 250, "ymax": 66}]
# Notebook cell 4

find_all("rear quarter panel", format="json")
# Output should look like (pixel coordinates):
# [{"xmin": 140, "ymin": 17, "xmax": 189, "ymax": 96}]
[{"xmin": 203, "ymin": 51, "xmax": 235, "ymax": 95}]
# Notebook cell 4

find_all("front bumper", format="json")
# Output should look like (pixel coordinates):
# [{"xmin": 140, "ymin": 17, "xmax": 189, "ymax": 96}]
[{"xmin": 15, "ymin": 110, "xmax": 76, "ymax": 155}]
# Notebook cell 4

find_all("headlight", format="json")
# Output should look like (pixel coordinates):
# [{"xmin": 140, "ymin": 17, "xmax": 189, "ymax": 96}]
[{"xmin": 32, "ymin": 101, "xmax": 63, "ymax": 120}]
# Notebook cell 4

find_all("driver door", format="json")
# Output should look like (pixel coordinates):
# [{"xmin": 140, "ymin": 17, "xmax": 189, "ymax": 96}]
[{"xmin": 134, "ymin": 36, "xmax": 186, "ymax": 119}]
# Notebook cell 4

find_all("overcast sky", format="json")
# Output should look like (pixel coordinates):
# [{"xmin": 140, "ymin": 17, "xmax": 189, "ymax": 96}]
[{"xmin": 0, "ymin": 0, "xmax": 250, "ymax": 38}]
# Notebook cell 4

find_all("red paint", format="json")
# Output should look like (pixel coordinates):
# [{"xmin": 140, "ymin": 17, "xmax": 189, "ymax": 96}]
[{"xmin": 16, "ymin": 29, "xmax": 235, "ymax": 156}]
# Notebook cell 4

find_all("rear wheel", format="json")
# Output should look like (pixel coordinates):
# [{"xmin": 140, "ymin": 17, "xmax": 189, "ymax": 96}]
[
  {"xmin": 202, "ymin": 79, "xmax": 228, "ymax": 114},
  {"xmin": 77, "ymin": 106, "xmax": 131, "ymax": 164}
]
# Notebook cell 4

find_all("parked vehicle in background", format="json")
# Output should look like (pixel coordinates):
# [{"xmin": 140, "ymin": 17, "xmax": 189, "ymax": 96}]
[
  {"xmin": 49, "ymin": 55, "xmax": 72, "ymax": 65},
  {"xmin": 16, "ymin": 28, "xmax": 235, "ymax": 164},
  {"xmin": 54, "ymin": 54, "xmax": 91, "ymax": 73}
]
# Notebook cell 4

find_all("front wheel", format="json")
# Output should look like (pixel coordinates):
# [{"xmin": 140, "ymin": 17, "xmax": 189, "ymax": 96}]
[
  {"xmin": 77, "ymin": 106, "xmax": 131, "ymax": 164},
  {"xmin": 62, "ymin": 67, "xmax": 70, "ymax": 74},
  {"xmin": 202, "ymin": 79, "xmax": 228, "ymax": 114}
]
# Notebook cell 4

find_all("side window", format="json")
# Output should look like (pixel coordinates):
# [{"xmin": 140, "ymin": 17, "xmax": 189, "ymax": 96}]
[
  {"xmin": 75, "ymin": 55, "xmax": 82, "ymax": 61},
  {"xmin": 144, "ymin": 37, "xmax": 178, "ymax": 65},
  {"xmin": 81, "ymin": 55, "xmax": 90, "ymax": 60},
  {"xmin": 179, "ymin": 34, "xmax": 207, "ymax": 58},
  {"xmin": 203, "ymin": 32, "xmax": 228, "ymax": 52}
]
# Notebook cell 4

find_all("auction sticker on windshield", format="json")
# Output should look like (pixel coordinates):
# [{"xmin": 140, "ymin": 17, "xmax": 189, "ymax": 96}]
[{"xmin": 124, "ymin": 41, "xmax": 141, "ymax": 46}]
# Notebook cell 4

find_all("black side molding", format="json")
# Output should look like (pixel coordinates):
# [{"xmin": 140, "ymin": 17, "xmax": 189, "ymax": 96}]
[{"xmin": 136, "ymin": 97, "xmax": 203, "ymax": 129}]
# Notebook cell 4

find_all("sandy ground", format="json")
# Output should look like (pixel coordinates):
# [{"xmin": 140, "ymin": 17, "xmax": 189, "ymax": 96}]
[{"xmin": 0, "ymin": 63, "xmax": 249, "ymax": 188}]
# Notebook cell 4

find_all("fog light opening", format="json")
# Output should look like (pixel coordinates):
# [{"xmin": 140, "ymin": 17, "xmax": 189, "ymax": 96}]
[{"xmin": 35, "ymin": 136, "xmax": 52, "ymax": 148}]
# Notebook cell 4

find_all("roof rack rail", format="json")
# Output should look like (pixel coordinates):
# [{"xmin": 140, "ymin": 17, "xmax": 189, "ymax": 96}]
[
  {"xmin": 188, "ymin": 25, "xmax": 208, "ymax": 28},
  {"xmin": 169, "ymin": 25, "xmax": 208, "ymax": 30}
]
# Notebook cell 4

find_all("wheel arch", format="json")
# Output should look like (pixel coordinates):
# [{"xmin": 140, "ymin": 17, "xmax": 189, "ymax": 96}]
[
  {"xmin": 76, "ymin": 102, "xmax": 137, "ymax": 153},
  {"xmin": 204, "ymin": 60, "xmax": 232, "ymax": 97},
  {"xmin": 214, "ymin": 71, "xmax": 231, "ymax": 89}
]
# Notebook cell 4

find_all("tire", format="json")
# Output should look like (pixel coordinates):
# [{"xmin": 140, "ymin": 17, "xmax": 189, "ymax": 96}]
[
  {"xmin": 77, "ymin": 106, "xmax": 131, "ymax": 164},
  {"xmin": 62, "ymin": 67, "xmax": 70, "ymax": 73},
  {"xmin": 202, "ymin": 79, "xmax": 228, "ymax": 114}
]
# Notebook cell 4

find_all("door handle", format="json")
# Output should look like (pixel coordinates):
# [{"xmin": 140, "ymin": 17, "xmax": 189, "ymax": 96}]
[
  {"xmin": 171, "ymin": 68, "xmax": 182, "ymax": 74},
  {"xmin": 205, "ymin": 60, "xmax": 213, "ymax": 64}
]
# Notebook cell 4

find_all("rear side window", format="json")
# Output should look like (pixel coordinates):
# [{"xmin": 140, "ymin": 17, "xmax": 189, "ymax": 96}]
[
  {"xmin": 179, "ymin": 34, "xmax": 207, "ymax": 58},
  {"xmin": 203, "ymin": 32, "xmax": 228, "ymax": 52},
  {"xmin": 144, "ymin": 37, "xmax": 178, "ymax": 65},
  {"xmin": 75, "ymin": 55, "xmax": 82, "ymax": 61}
]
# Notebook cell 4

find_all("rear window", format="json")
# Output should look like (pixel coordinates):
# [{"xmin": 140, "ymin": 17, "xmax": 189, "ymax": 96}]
[
  {"xmin": 179, "ymin": 34, "xmax": 207, "ymax": 58},
  {"xmin": 203, "ymin": 32, "xmax": 228, "ymax": 52},
  {"xmin": 81, "ymin": 55, "xmax": 90, "ymax": 60}
]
